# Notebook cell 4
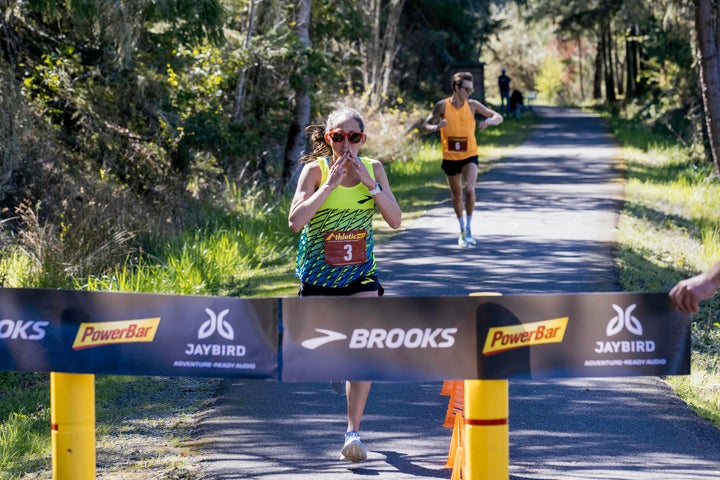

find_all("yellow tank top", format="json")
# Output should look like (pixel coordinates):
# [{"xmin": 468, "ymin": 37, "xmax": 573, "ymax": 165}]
[
  {"xmin": 295, "ymin": 157, "xmax": 377, "ymax": 287},
  {"xmin": 440, "ymin": 97, "xmax": 478, "ymax": 161}
]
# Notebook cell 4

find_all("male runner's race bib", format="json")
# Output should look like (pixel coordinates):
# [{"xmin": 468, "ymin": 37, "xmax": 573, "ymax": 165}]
[
  {"xmin": 448, "ymin": 136, "xmax": 468, "ymax": 151},
  {"xmin": 324, "ymin": 230, "xmax": 368, "ymax": 266}
]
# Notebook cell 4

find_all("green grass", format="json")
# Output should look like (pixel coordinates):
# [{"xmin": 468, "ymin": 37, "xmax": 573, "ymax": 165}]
[
  {"xmin": 0, "ymin": 373, "xmax": 50, "ymax": 480},
  {"xmin": 606, "ymin": 114, "xmax": 720, "ymax": 428},
  {"xmin": 76, "ymin": 186, "xmax": 298, "ymax": 299}
]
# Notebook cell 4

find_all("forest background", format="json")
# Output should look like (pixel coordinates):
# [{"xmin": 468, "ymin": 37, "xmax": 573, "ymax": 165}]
[
  {"xmin": 2, "ymin": 0, "xmax": 720, "ymax": 286},
  {"xmin": 1, "ymin": 0, "xmax": 720, "ymax": 478}
]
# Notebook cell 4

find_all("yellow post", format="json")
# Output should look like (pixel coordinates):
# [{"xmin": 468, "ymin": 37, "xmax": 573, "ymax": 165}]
[
  {"xmin": 463, "ymin": 379, "xmax": 509, "ymax": 480},
  {"xmin": 51, "ymin": 372, "xmax": 96, "ymax": 480}
]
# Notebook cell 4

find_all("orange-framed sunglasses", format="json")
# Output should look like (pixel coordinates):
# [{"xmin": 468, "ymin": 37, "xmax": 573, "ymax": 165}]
[{"xmin": 325, "ymin": 130, "xmax": 365, "ymax": 144}]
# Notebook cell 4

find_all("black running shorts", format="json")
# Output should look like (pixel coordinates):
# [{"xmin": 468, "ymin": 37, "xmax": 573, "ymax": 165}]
[
  {"xmin": 299, "ymin": 275, "xmax": 384, "ymax": 297},
  {"xmin": 441, "ymin": 156, "xmax": 479, "ymax": 176}
]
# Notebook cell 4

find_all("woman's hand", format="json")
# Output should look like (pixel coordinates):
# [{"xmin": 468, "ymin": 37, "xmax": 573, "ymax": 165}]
[
  {"xmin": 326, "ymin": 152, "xmax": 350, "ymax": 189},
  {"xmin": 343, "ymin": 151, "xmax": 375, "ymax": 189}
]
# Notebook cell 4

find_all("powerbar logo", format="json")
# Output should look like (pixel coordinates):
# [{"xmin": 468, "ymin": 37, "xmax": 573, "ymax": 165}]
[
  {"xmin": 72, "ymin": 318, "xmax": 160, "ymax": 350},
  {"xmin": 301, "ymin": 327, "xmax": 457, "ymax": 350},
  {"xmin": 483, "ymin": 317, "xmax": 568, "ymax": 356}
]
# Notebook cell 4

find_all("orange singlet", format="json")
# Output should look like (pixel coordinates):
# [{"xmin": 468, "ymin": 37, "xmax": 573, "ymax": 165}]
[{"xmin": 440, "ymin": 97, "xmax": 478, "ymax": 161}]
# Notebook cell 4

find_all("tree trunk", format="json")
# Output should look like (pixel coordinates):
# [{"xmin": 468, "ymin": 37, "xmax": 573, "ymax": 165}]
[
  {"xmin": 604, "ymin": 23, "xmax": 616, "ymax": 102},
  {"xmin": 625, "ymin": 23, "xmax": 638, "ymax": 99},
  {"xmin": 359, "ymin": 0, "xmax": 406, "ymax": 109},
  {"xmin": 358, "ymin": 0, "xmax": 379, "ymax": 105},
  {"xmin": 615, "ymin": 35, "xmax": 624, "ymax": 96},
  {"xmin": 694, "ymin": 0, "xmax": 720, "ymax": 174},
  {"xmin": 282, "ymin": 0, "xmax": 312, "ymax": 191},
  {"xmin": 231, "ymin": 0, "xmax": 256, "ymax": 124},
  {"xmin": 594, "ymin": 34, "xmax": 604, "ymax": 100},
  {"xmin": 578, "ymin": 37, "xmax": 584, "ymax": 100},
  {"xmin": 376, "ymin": 0, "xmax": 406, "ymax": 108}
]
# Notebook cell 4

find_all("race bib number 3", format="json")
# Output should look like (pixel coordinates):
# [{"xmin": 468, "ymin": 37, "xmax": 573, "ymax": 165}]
[
  {"xmin": 324, "ymin": 230, "xmax": 368, "ymax": 266},
  {"xmin": 448, "ymin": 136, "xmax": 468, "ymax": 151}
]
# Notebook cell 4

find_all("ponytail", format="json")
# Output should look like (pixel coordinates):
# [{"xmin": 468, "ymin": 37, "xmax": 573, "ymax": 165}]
[{"xmin": 299, "ymin": 124, "xmax": 332, "ymax": 163}]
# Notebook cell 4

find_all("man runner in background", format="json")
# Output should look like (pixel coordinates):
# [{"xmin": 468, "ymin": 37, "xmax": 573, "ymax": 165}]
[{"xmin": 422, "ymin": 71, "xmax": 503, "ymax": 248}]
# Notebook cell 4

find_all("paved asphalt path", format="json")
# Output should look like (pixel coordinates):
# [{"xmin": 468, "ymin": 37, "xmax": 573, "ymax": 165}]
[{"xmin": 194, "ymin": 107, "xmax": 720, "ymax": 479}]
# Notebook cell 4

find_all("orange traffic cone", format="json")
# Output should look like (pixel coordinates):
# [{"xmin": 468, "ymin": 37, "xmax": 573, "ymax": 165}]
[
  {"xmin": 445, "ymin": 411, "xmax": 464, "ymax": 468},
  {"xmin": 443, "ymin": 380, "xmax": 464, "ymax": 428},
  {"xmin": 441, "ymin": 379, "xmax": 454, "ymax": 396},
  {"xmin": 450, "ymin": 445, "xmax": 465, "ymax": 480}
]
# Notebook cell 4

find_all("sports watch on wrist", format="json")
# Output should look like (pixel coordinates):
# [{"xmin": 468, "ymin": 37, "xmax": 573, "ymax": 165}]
[{"xmin": 368, "ymin": 182, "xmax": 383, "ymax": 196}]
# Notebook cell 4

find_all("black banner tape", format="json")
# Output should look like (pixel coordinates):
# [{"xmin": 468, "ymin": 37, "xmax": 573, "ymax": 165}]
[
  {"xmin": 0, "ymin": 288, "xmax": 690, "ymax": 380},
  {"xmin": 0, "ymin": 288, "xmax": 278, "ymax": 378},
  {"xmin": 281, "ymin": 292, "xmax": 690, "ymax": 381}
]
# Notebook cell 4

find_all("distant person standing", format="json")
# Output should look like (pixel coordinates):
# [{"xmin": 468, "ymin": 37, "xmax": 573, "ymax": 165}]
[
  {"xmin": 422, "ymin": 71, "xmax": 503, "ymax": 248},
  {"xmin": 498, "ymin": 67, "xmax": 511, "ymax": 115}
]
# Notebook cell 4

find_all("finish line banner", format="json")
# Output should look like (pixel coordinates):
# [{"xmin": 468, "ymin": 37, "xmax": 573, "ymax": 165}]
[
  {"xmin": 0, "ymin": 288, "xmax": 690, "ymax": 380},
  {"xmin": 0, "ymin": 288, "xmax": 278, "ymax": 378},
  {"xmin": 281, "ymin": 292, "xmax": 690, "ymax": 381}
]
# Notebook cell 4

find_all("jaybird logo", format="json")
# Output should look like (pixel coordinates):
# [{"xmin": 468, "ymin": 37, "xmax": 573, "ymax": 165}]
[
  {"xmin": 198, "ymin": 308, "xmax": 234, "ymax": 341},
  {"xmin": 301, "ymin": 329, "xmax": 348, "ymax": 349},
  {"xmin": 606, "ymin": 304, "xmax": 643, "ymax": 337}
]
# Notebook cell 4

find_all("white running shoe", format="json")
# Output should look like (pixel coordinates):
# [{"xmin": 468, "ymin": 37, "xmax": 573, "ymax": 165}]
[
  {"xmin": 458, "ymin": 232, "xmax": 470, "ymax": 248},
  {"xmin": 340, "ymin": 431, "xmax": 367, "ymax": 463},
  {"xmin": 465, "ymin": 229, "xmax": 478, "ymax": 246}
]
